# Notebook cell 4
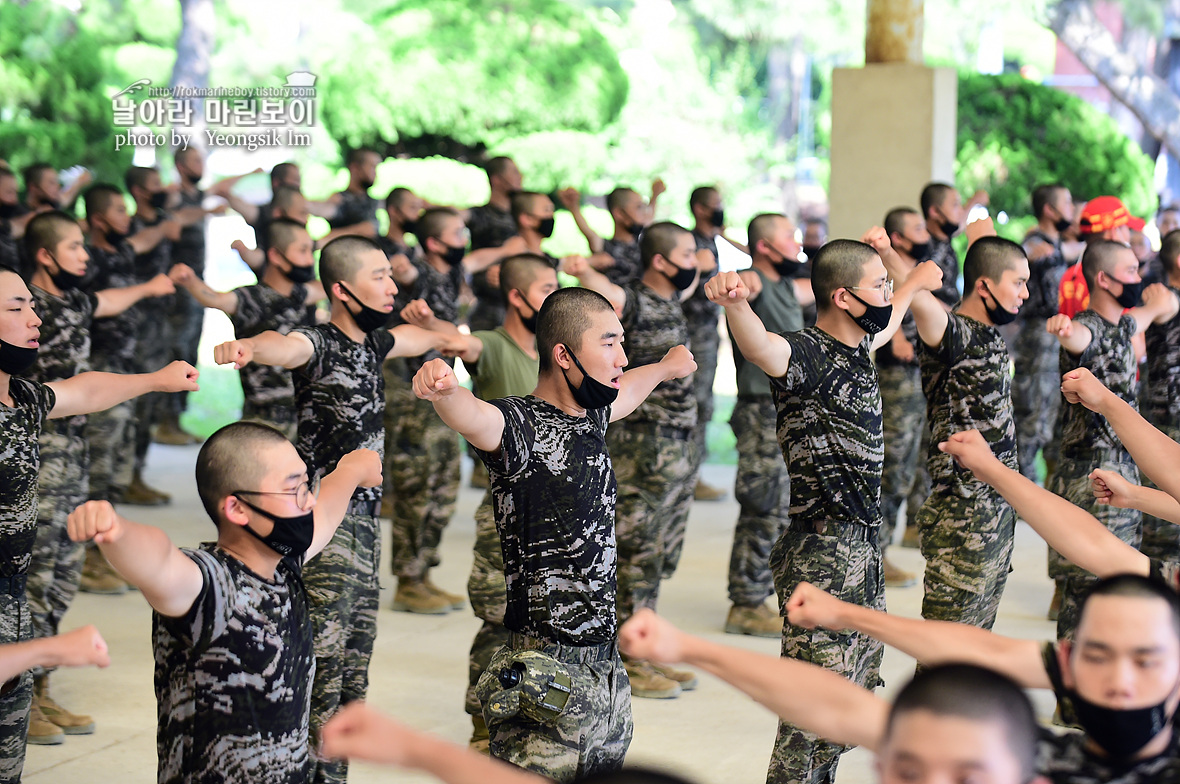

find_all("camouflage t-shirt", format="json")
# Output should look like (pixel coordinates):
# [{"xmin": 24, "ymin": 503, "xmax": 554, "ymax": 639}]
[
  {"xmin": 173, "ymin": 186, "xmax": 206, "ymax": 276},
  {"xmin": 467, "ymin": 203, "xmax": 517, "ymax": 251},
  {"xmin": 328, "ymin": 190, "xmax": 379, "ymax": 235},
  {"xmin": 769, "ymin": 327, "xmax": 883, "ymax": 528},
  {"xmin": 232, "ymin": 283, "xmax": 312, "ymax": 416},
  {"xmin": 1022, "ymin": 230, "xmax": 1069, "ymax": 321},
  {"xmin": 602, "ymin": 238, "xmax": 642, "ymax": 287},
  {"xmin": 1037, "ymin": 638, "xmax": 1180, "ymax": 783},
  {"xmin": 0, "ymin": 378, "xmax": 56, "ymax": 576},
  {"xmin": 1143, "ymin": 285, "xmax": 1180, "ymax": 431},
  {"xmin": 684, "ymin": 229, "xmax": 720, "ymax": 324},
  {"xmin": 1059, "ymin": 310, "xmax": 1137, "ymax": 461},
  {"xmin": 390, "ymin": 256, "xmax": 463, "ymax": 379},
  {"xmin": 290, "ymin": 323, "xmax": 396, "ymax": 504},
  {"xmin": 928, "ymin": 235, "xmax": 962, "ymax": 307},
  {"xmin": 154, "ymin": 544, "xmax": 313, "ymax": 784},
  {"xmin": 616, "ymin": 281, "xmax": 697, "ymax": 432},
  {"xmin": 86, "ymin": 240, "xmax": 143, "ymax": 374},
  {"xmin": 0, "ymin": 217, "xmax": 22, "ymax": 274},
  {"xmin": 28, "ymin": 286, "xmax": 96, "ymax": 433},
  {"xmin": 920, "ymin": 312, "xmax": 1018, "ymax": 492},
  {"xmin": 473, "ymin": 396, "xmax": 617, "ymax": 646}
]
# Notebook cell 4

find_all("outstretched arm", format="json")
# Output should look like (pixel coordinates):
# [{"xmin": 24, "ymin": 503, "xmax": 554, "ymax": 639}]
[
  {"xmin": 413, "ymin": 359, "xmax": 506, "ymax": 453},
  {"xmin": 1046, "ymin": 314, "xmax": 1092, "ymax": 356},
  {"xmin": 610, "ymin": 345, "xmax": 697, "ymax": 423},
  {"xmin": 939, "ymin": 428, "xmax": 1149, "ymax": 579},
  {"xmin": 47, "ymin": 361, "xmax": 199, "ymax": 420},
  {"xmin": 93, "ymin": 273, "xmax": 176, "ymax": 318},
  {"xmin": 1061, "ymin": 367, "xmax": 1180, "ymax": 506},
  {"xmin": 0, "ymin": 626, "xmax": 110, "ymax": 685},
  {"xmin": 169, "ymin": 263, "xmax": 240, "ymax": 315},
  {"xmin": 68, "ymin": 502, "xmax": 204, "ymax": 618},
  {"xmin": 863, "ymin": 227, "xmax": 944, "ymax": 351},
  {"xmin": 320, "ymin": 702, "xmax": 545, "ymax": 784},
  {"xmin": 214, "ymin": 331, "xmax": 315, "ymax": 370},
  {"xmin": 786, "ymin": 581, "xmax": 1051, "ymax": 689},
  {"xmin": 1130, "ymin": 284, "xmax": 1180, "ymax": 334},
  {"xmin": 619, "ymin": 609, "xmax": 888, "ymax": 750},
  {"xmin": 563, "ymin": 256, "xmax": 627, "ymax": 314},
  {"xmin": 706, "ymin": 271, "xmax": 792, "ymax": 378},
  {"xmin": 386, "ymin": 323, "xmax": 450, "ymax": 359},
  {"xmin": 1091, "ymin": 469, "xmax": 1180, "ymax": 526},
  {"xmin": 307, "ymin": 450, "xmax": 382, "ymax": 560}
]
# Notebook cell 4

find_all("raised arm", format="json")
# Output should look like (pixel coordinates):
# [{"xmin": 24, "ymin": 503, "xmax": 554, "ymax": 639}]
[
  {"xmin": 706, "ymin": 271, "xmax": 792, "ymax": 379},
  {"xmin": 610, "ymin": 344, "xmax": 697, "ymax": 423},
  {"xmin": 1061, "ymin": 367, "xmax": 1180, "ymax": 505},
  {"xmin": 939, "ymin": 428, "xmax": 1149, "ymax": 579},
  {"xmin": 1130, "ymin": 283, "xmax": 1180, "ymax": 335},
  {"xmin": 863, "ymin": 228, "xmax": 944, "ymax": 351},
  {"xmin": 1046, "ymin": 313, "xmax": 1092, "ymax": 356},
  {"xmin": 620, "ymin": 609, "xmax": 888, "ymax": 751},
  {"xmin": 214, "ymin": 330, "xmax": 315, "ymax": 370},
  {"xmin": 47, "ymin": 361, "xmax": 199, "ymax": 420},
  {"xmin": 786, "ymin": 581, "xmax": 1050, "ymax": 689},
  {"xmin": 169, "ymin": 263, "xmax": 240, "ymax": 315},
  {"xmin": 1091, "ymin": 469, "xmax": 1180, "ymax": 525},
  {"xmin": 67, "ymin": 501, "xmax": 204, "ymax": 618},
  {"xmin": 231, "ymin": 240, "xmax": 266, "ymax": 272},
  {"xmin": 307, "ymin": 449, "xmax": 382, "ymax": 560},
  {"xmin": 412, "ymin": 359, "xmax": 505, "ymax": 453},
  {"xmin": 93, "ymin": 273, "xmax": 176, "ymax": 318},
  {"xmin": 562, "ymin": 256, "xmax": 627, "ymax": 315},
  {"xmin": 557, "ymin": 187, "xmax": 603, "ymax": 254},
  {"xmin": 217, "ymin": 189, "xmax": 260, "ymax": 225}
]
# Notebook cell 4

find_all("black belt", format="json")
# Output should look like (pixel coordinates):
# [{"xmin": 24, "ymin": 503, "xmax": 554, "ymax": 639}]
[
  {"xmin": 625, "ymin": 421, "xmax": 693, "ymax": 441},
  {"xmin": 508, "ymin": 632, "xmax": 618, "ymax": 663},
  {"xmin": 0, "ymin": 575, "xmax": 27, "ymax": 596},
  {"xmin": 347, "ymin": 499, "xmax": 378, "ymax": 517},
  {"xmin": 808, "ymin": 520, "xmax": 879, "ymax": 547}
]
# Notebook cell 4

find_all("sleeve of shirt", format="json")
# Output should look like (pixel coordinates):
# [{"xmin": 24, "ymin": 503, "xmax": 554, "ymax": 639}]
[
  {"xmin": 1119, "ymin": 313, "xmax": 1138, "ymax": 342},
  {"xmin": 368, "ymin": 327, "xmax": 397, "ymax": 360},
  {"xmin": 619, "ymin": 284, "xmax": 637, "ymax": 330},
  {"xmin": 769, "ymin": 330, "xmax": 811, "ymax": 393},
  {"xmin": 22, "ymin": 379, "xmax": 57, "ymax": 427},
  {"xmin": 290, "ymin": 325, "xmax": 325, "ymax": 377},
  {"xmin": 473, "ymin": 397, "xmax": 534, "ymax": 479},
  {"xmin": 929, "ymin": 311, "xmax": 969, "ymax": 366},
  {"xmin": 161, "ymin": 548, "xmax": 234, "ymax": 650},
  {"xmin": 1040, "ymin": 640, "xmax": 1067, "ymax": 695},
  {"xmin": 231, "ymin": 286, "xmax": 260, "ymax": 334},
  {"xmin": 468, "ymin": 330, "xmax": 497, "ymax": 389}
]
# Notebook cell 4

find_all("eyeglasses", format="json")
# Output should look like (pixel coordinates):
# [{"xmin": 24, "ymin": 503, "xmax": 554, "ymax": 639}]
[
  {"xmin": 847, "ymin": 279, "xmax": 894, "ymax": 303},
  {"xmin": 234, "ymin": 476, "xmax": 320, "ymax": 510}
]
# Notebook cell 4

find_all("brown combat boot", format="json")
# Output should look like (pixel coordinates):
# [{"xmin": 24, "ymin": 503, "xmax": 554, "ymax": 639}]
[
  {"xmin": 883, "ymin": 557, "xmax": 917, "ymax": 588},
  {"xmin": 391, "ymin": 578, "xmax": 452, "ymax": 614},
  {"xmin": 693, "ymin": 479, "xmax": 727, "ymax": 502},
  {"xmin": 26, "ymin": 699, "xmax": 65, "ymax": 745},
  {"xmin": 79, "ymin": 548, "xmax": 128, "ymax": 595},
  {"xmin": 423, "ymin": 574, "xmax": 465, "ymax": 610},
  {"xmin": 724, "ymin": 602, "xmax": 783, "ymax": 639},
  {"xmin": 650, "ymin": 662, "xmax": 698, "ymax": 691},
  {"xmin": 35, "ymin": 675, "xmax": 94, "ymax": 735},
  {"xmin": 119, "ymin": 472, "xmax": 171, "ymax": 506},
  {"xmin": 624, "ymin": 660, "xmax": 681, "ymax": 699}
]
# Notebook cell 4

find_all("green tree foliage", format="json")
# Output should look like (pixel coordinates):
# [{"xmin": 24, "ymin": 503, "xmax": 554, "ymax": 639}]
[
  {"xmin": 956, "ymin": 72, "xmax": 1156, "ymax": 227},
  {"xmin": 0, "ymin": 2, "xmax": 133, "ymax": 182},
  {"xmin": 315, "ymin": 0, "xmax": 629, "ymax": 162}
]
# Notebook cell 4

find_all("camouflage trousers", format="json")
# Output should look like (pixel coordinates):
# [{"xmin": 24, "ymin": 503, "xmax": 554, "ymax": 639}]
[
  {"xmin": 385, "ymin": 381, "xmax": 461, "ymax": 580},
  {"xmin": 87, "ymin": 399, "xmax": 135, "ymax": 502},
  {"xmin": 608, "ymin": 427, "xmax": 700, "ymax": 624},
  {"xmin": 689, "ymin": 318, "xmax": 720, "ymax": 458},
  {"xmin": 878, "ymin": 365, "xmax": 928, "ymax": 548},
  {"xmin": 0, "ymin": 592, "xmax": 33, "ymax": 783},
  {"xmin": 29, "ymin": 427, "xmax": 88, "ymax": 657},
  {"xmin": 306, "ymin": 512, "xmax": 381, "ymax": 784},
  {"xmin": 1139, "ymin": 424, "xmax": 1180, "ymax": 563},
  {"xmin": 466, "ymin": 492, "xmax": 510, "ymax": 716},
  {"xmin": 728, "ymin": 397, "xmax": 790, "ymax": 607},
  {"xmin": 915, "ymin": 487, "xmax": 1016, "ymax": 630},
  {"xmin": 241, "ymin": 399, "xmax": 299, "ymax": 442},
  {"xmin": 1011, "ymin": 320, "xmax": 1061, "ymax": 484},
  {"xmin": 768, "ymin": 524, "xmax": 885, "ymax": 784},
  {"xmin": 1047, "ymin": 455, "xmax": 1142, "ymax": 640},
  {"xmin": 481, "ymin": 634, "xmax": 632, "ymax": 783}
]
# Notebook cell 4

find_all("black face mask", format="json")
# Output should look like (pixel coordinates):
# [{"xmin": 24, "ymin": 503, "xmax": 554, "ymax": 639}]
[
  {"xmin": 40, "ymin": 197, "xmax": 61, "ymax": 210},
  {"xmin": 184, "ymin": 172, "xmax": 202, "ymax": 186},
  {"xmin": 1110, "ymin": 278, "xmax": 1144, "ymax": 309},
  {"xmin": 1055, "ymin": 217, "xmax": 1073, "ymax": 233},
  {"xmin": 662, "ymin": 258, "xmax": 697, "ymax": 291},
  {"xmin": 233, "ymin": 496, "xmax": 315, "ymax": 560},
  {"xmin": 359, "ymin": 177, "xmax": 375, "ymax": 191},
  {"xmin": 561, "ymin": 348, "xmax": 618, "ymax": 410},
  {"xmin": 514, "ymin": 292, "xmax": 539, "ymax": 334},
  {"xmin": 626, "ymin": 219, "xmax": 645, "ymax": 237},
  {"xmin": 0, "ymin": 340, "xmax": 38, "ymax": 376},
  {"xmin": 940, "ymin": 219, "xmax": 960, "ymax": 238},
  {"xmin": 104, "ymin": 228, "xmax": 129, "ymax": 246},
  {"xmin": 536, "ymin": 217, "xmax": 555, "ymax": 238},
  {"xmin": 906, "ymin": 240, "xmax": 931, "ymax": 261},
  {"xmin": 149, "ymin": 191, "xmax": 169, "ymax": 210},
  {"xmin": 0, "ymin": 203, "xmax": 17, "ymax": 220},
  {"xmin": 1070, "ymin": 689, "xmax": 1173, "ymax": 761},
  {"xmin": 845, "ymin": 291, "xmax": 893, "ymax": 335},
  {"xmin": 769, "ymin": 247, "xmax": 803, "ymax": 278},
  {"xmin": 278, "ymin": 252, "xmax": 315, "ymax": 284},
  {"xmin": 710, "ymin": 207, "xmax": 725, "ymax": 227},
  {"xmin": 801, "ymin": 244, "xmax": 822, "ymax": 261},
  {"xmin": 47, "ymin": 252, "xmax": 85, "ymax": 291},
  {"xmin": 435, "ymin": 242, "xmax": 465, "ymax": 267},
  {"xmin": 982, "ymin": 282, "xmax": 1019, "ymax": 325},
  {"xmin": 337, "ymin": 283, "xmax": 391, "ymax": 333},
  {"xmin": 401, "ymin": 218, "xmax": 419, "ymax": 236}
]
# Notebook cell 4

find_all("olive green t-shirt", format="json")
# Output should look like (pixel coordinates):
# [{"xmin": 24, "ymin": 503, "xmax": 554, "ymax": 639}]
[{"xmin": 469, "ymin": 327, "xmax": 540, "ymax": 401}]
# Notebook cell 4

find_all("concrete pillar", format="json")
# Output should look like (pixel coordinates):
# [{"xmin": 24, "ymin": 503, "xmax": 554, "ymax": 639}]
[
  {"xmin": 828, "ymin": 64, "xmax": 957, "ymax": 241},
  {"xmin": 866, "ymin": 0, "xmax": 924, "ymax": 64}
]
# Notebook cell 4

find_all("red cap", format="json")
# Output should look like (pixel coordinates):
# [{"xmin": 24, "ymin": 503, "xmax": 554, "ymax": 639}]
[
  {"xmin": 1127, "ymin": 215, "xmax": 1146, "ymax": 232},
  {"xmin": 1078, "ymin": 196, "xmax": 1130, "ymax": 234}
]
